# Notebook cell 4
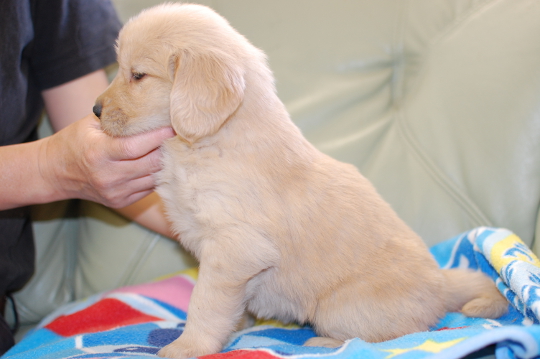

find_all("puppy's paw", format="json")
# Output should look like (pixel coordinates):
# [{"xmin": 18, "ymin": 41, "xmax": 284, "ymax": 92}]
[
  {"xmin": 157, "ymin": 343, "xmax": 190, "ymax": 359},
  {"xmin": 461, "ymin": 296, "xmax": 508, "ymax": 319},
  {"xmin": 158, "ymin": 343, "xmax": 207, "ymax": 359},
  {"xmin": 158, "ymin": 336, "xmax": 222, "ymax": 359},
  {"xmin": 304, "ymin": 336, "xmax": 344, "ymax": 348}
]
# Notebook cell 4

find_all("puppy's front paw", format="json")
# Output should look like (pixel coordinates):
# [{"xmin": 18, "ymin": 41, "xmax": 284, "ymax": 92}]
[
  {"xmin": 157, "ymin": 343, "xmax": 193, "ymax": 359},
  {"xmin": 157, "ymin": 335, "xmax": 222, "ymax": 359}
]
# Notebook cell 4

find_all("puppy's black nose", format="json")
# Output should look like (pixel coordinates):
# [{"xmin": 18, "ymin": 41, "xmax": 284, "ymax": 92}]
[{"xmin": 93, "ymin": 103, "xmax": 102, "ymax": 119}]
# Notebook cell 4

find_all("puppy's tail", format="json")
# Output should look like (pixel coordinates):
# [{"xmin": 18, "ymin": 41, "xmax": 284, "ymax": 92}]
[{"xmin": 442, "ymin": 268, "xmax": 508, "ymax": 319}]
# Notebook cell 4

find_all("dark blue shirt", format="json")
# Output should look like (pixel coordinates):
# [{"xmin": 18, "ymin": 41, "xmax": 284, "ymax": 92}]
[{"xmin": 0, "ymin": 0, "xmax": 121, "ymax": 305}]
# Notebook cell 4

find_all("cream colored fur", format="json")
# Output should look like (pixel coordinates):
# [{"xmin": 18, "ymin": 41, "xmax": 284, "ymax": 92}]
[{"xmin": 94, "ymin": 4, "xmax": 508, "ymax": 359}]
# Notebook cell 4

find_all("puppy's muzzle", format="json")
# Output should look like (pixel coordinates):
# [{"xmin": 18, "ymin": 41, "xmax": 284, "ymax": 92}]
[{"xmin": 93, "ymin": 102, "xmax": 103, "ymax": 119}]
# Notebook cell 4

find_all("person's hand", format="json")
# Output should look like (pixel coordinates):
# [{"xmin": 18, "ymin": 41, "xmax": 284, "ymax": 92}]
[{"xmin": 39, "ymin": 114, "xmax": 175, "ymax": 208}]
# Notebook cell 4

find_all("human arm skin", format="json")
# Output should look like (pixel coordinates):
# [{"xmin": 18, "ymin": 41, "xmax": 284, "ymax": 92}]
[
  {"xmin": 0, "ymin": 115, "xmax": 172, "ymax": 209},
  {"xmin": 0, "ymin": 69, "xmax": 176, "ymax": 238},
  {"xmin": 118, "ymin": 191, "xmax": 176, "ymax": 239}
]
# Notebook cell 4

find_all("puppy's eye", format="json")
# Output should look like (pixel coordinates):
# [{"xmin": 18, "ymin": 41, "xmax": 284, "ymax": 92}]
[{"xmin": 132, "ymin": 72, "xmax": 146, "ymax": 81}]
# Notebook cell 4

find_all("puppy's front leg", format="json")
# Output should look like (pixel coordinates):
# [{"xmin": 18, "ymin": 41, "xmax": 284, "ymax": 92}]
[{"xmin": 157, "ymin": 259, "xmax": 252, "ymax": 359}]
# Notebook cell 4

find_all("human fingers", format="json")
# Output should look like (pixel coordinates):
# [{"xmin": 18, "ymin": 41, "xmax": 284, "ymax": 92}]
[
  {"xmin": 77, "ymin": 131, "xmax": 167, "ymax": 204},
  {"xmin": 108, "ymin": 126, "xmax": 176, "ymax": 161},
  {"xmin": 89, "ymin": 173, "xmax": 158, "ymax": 208},
  {"xmin": 127, "ymin": 147, "xmax": 164, "ymax": 178},
  {"xmin": 97, "ymin": 146, "xmax": 164, "ymax": 186}
]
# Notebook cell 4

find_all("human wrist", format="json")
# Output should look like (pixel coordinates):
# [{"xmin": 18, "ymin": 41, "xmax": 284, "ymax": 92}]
[{"xmin": 36, "ymin": 136, "xmax": 71, "ymax": 204}]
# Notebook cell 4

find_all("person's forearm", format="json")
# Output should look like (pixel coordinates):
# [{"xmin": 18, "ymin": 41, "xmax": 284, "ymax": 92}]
[
  {"xmin": 117, "ymin": 192, "xmax": 177, "ymax": 239},
  {"xmin": 0, "ymin": 138, "xmax": 62, "ymax": 210},
  {"xmin": 43, "ymin": 69, "xmax": 110, "ymax": 131}
]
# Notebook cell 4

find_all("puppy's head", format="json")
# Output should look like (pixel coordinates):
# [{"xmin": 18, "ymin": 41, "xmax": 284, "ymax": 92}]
[{"xmin": 94, "ymin": 4, "xmax": 246, "ymax": 143}]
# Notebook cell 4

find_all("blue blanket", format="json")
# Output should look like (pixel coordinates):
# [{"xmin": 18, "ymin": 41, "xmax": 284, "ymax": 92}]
[{"xmin": 4, "ymin": 227, "xmax": 540, "ymax": 359}]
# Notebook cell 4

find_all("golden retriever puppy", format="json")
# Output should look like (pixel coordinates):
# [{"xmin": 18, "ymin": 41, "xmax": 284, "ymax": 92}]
[{"xmin": 94, "ymin": 4, "xmax": 508, "ymax": 359}]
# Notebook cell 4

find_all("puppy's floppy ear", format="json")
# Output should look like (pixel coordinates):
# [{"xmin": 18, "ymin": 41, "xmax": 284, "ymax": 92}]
[{"xmin": 170, "ymin": 50, "xmax": 245, "ymax": 142}]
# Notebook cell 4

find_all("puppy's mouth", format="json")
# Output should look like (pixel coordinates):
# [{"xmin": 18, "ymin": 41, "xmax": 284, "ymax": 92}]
[{"xmin": 99, "ymin": 108, "xmax": 133, "ymax": 137}]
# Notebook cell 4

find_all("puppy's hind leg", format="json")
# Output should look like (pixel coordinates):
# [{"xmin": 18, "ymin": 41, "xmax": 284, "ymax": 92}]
[{"xmin": 442, "ymin": 269, "xmax": 508, "ymax": 319}]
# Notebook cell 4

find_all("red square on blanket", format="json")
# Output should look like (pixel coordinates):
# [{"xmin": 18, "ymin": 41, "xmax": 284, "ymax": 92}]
[{"xmin": 46, "ymin": 298, "xmax": 162, "ymax": 337}]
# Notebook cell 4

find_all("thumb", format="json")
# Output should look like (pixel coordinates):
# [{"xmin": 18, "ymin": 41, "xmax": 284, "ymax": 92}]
[{"xmin": 110, "ymin": 127, "xmax": 176, "ymax": 160}]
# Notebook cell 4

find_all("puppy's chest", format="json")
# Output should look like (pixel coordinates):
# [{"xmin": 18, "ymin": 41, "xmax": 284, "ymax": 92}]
[
  {"xmin": 157, "ymin": 140, "xmax": 249, "ymax": 227},
  {"xmin": 159, "ymin": 141, "xmax": 221, "ymax": 198}
]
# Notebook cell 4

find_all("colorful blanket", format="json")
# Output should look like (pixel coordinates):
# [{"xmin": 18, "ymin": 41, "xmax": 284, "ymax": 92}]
[{"xmin": 4, "ymin": 227, "xmax": 540, "ymax": 359}]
